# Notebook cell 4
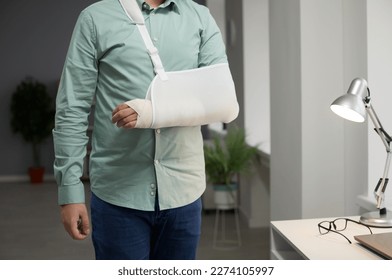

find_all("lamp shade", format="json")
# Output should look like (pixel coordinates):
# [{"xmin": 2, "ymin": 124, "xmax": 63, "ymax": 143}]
[{"xmin": 330, "ymin": 78, "xmax": 368, "ymax": 123}]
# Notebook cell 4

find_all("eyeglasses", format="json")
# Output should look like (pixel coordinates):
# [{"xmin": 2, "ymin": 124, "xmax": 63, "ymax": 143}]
[{"xmin": 318, "ymin": 218, "xmax": 373, "ymax": 244}]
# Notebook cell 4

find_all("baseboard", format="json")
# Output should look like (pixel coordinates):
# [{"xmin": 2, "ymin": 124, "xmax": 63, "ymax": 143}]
[{"xmin": 0, "ymin": 175, "xmax": 55, "ymax": 183}]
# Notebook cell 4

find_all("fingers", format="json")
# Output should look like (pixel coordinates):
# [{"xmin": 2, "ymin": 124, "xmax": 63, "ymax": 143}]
[
  {"xmin": 78, "ymin": 210, "xmax": 91, "ymax": 237},
  {"xmin": 112, "ymin": 103, "xmax": 138, "ymax": 129},
  {"xmin": 60, "ymin": 204, "xmax": 90, "ymax": 240},
  {"xmin": 112, "ymin": 103, "xmax": 129, "ymax": 116},
  {"xmin": 115, "ymin": 114, "xmax": 138, "ymax": 129}
]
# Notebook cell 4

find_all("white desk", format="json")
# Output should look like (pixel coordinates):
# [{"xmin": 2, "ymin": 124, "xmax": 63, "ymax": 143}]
[{"xmin": 271, "ymin": 216, "xmax": 392, "ymax": 260}]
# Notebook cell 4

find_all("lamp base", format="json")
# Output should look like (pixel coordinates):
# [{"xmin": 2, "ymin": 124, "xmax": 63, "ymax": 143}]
[{"xmin": 360, "ymin": 210, "xmax": 392, "ymax": 228}]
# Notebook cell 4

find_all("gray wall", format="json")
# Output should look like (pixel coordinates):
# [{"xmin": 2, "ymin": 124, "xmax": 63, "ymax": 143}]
[
  {"xmin": 225, "ymin": 0, "xmax": 244, "ymax": 129},
  {"xmin": 0, "ymin": 0, "xmax": 98, "ymax": 178}
]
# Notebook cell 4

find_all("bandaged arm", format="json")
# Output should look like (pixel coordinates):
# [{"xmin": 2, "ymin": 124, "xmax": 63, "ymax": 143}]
[
  {"xmin": 124, "ymin": 99, "xmax": 153, "ymax": 128},
  {"xmin": 124, "ymin": 63, "xmax": 239, "ymax": 129}
]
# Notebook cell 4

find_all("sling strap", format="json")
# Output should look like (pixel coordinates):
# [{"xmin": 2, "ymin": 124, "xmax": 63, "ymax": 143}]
[{"xmin": 118, "ymin": 0, "xmax": 168, "ymax": 80}]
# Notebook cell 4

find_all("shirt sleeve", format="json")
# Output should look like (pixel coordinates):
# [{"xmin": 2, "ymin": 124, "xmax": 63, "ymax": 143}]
[
  {"xmin": 53, "ymin": 10, "xmax": 98, "ymax": 205},
  {"xmin": 198, "ymin": 8, "xmax": 228, "ymax": 67}
]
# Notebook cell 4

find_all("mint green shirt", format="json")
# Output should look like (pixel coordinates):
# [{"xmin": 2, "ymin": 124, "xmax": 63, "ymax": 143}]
[{"xmin": 53, "ymin": 0, "xmax": 227, "ymax": 210}]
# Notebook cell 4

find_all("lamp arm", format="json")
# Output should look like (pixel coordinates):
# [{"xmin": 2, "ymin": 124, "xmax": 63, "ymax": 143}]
[
  {"xmin": 374, "ymin": 152, "xmax": 391, "ymax": 209},
  {"xmin": 366, "ymin": 103, "xmax": 391, "ymax": 152},
  {"xmin": 365, "ymin": 103, "xmax": 392, "ymax": 209}
]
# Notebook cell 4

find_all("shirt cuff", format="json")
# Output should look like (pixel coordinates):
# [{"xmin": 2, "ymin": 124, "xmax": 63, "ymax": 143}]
[{"xmin": 58, "ymin": 182, "xmax": 86, "ymax": 205}]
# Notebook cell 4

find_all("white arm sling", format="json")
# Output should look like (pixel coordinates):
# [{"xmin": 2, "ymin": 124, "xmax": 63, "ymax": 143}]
[{"xmin": 119, "ymin": 0, "xmax": 239, "ymax": 129}]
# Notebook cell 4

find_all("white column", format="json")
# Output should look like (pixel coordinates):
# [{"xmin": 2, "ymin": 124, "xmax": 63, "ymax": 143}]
[
  {"xmin": 270, "ymin": 0, "xmax": 368, "ymax": 220},
  {"xmin": 270, "ymin": 0, "xmax": 304, "ymax": 220}
]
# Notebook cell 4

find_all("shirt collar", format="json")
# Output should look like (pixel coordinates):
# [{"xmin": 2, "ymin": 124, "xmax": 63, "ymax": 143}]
[{"xmin": 137, "ymin": 0, "xmax": 180, "ymax": 14}]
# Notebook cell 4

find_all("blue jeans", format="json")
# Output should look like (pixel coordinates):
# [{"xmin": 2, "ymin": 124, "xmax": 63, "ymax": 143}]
[{"xmin": 91, "ymin": 193, "xmax": 202, "ymax": 260}]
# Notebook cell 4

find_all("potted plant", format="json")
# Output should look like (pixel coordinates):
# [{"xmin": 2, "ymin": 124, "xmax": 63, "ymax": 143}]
[
  {"xmin": 203, "ymin": 127, "xmax": 259, "ymax": 209},
  {"xmin": 10, "ymin": 77, "xmax": 55, "ymax": 183}
]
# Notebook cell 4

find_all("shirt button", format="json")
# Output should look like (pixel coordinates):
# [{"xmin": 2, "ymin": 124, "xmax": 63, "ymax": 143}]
[
  {"xmin": 156, "ymin": 129, "xmax": 160, "ymax": 134},
  {"xmin": 154, "ymin": 159, "xmax": 159, "ymax": 165},
  {"xmin": 150, "ymin": 191, "xmax": 155, "ymax": 196},
  {"xmin": 153, "ymin": 37, "xmax": 158, "ymax": 42},
  {"xmin": 150, "ymin": 183, "xmax": 155, "ymax": 189}
]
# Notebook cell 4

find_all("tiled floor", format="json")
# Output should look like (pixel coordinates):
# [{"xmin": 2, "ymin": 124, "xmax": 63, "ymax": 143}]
[{"xmin": 0, "ymin": 182, "xmax": 269, "ymax": 260}]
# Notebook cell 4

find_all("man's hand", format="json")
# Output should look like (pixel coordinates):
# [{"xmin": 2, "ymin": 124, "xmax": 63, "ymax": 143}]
[
  {"xmin": 60, "ymin": 203, "xmax": 90, "ymax": 240},
  {"xmin": 112, "ymin": 104, "xmax": 138, "ymax": 129}
]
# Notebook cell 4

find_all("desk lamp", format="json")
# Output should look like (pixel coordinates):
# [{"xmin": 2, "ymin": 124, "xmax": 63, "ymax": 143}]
[{"xmin": 331, "ymin": 78, "xmax": 392, "ymax": 227}]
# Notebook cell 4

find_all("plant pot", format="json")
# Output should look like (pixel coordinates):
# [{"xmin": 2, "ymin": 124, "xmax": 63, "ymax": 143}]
[
  {"xmin": 213, "ymin": 183, "xmax": 238, "ymax": 210},
  {"xmin": 29, "ymin": 167, "xmax": 45, "ymax": 184}
]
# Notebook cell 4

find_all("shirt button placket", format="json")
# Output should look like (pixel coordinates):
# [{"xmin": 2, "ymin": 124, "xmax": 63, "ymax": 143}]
[
  {"xmin": 154, "ymin": 129, "xmax": 161, "ymax": 166},
  {"xmin": 154, "ymin": 126, "xmax": 162, "ymax": 200},
  {"xmin": 150, "ymin": 183, "xmax": 156, "ymax": 196},
  {"xmin": 149, "ymin": 9, "xmax": 159, "ymax": 48}
]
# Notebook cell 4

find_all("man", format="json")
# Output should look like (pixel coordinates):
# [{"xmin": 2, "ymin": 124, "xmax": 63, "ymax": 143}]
[{"xmin": 53, "ymin": 0, "xmax": 228, "ymax": 259}]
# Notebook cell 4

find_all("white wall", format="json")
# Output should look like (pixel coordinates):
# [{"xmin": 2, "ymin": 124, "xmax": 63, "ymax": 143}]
[
  {"xmin": 243, "ymin": 0, "xmax": 270, "ymax": 153},
  {"xmin": 300, "ymin": 0, "xmax": 346, "ymax": 217},
  {"xmin": 366, "ymin": 0, "xmax": 392, "ymax": 211},
  {"xmin": 209, "ymin": 0, "xmax": 389, "ymax": 223},
  {"xmin": 342, "ymin": 0, "xmax": 368, "ymax": 215},
  {"xmin": 241, "ymin": 0, "xmax": 270, "ymax": 227}
]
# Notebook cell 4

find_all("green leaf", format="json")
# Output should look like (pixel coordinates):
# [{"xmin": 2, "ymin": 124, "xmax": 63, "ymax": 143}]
[{"xmin": 204, "ymin": 127, "xmax": 259, "ymax": 185}]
